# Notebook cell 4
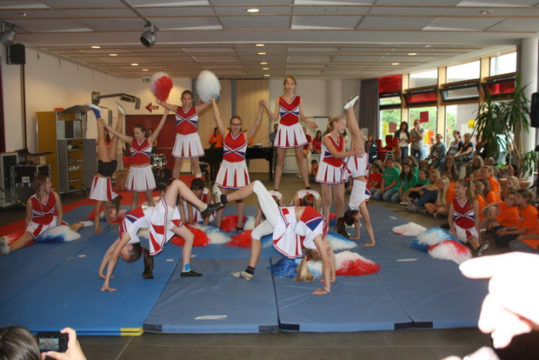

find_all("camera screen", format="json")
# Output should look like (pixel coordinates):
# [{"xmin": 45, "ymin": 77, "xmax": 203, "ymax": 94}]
[{"xmin": 38, "ymin": 337, "xmax": 59, "ymax": 351}]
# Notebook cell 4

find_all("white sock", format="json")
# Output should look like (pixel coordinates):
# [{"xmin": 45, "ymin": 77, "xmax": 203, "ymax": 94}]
[{"xmin": 195, "ymin": 173, "xmax": 203, "ymax": 178}]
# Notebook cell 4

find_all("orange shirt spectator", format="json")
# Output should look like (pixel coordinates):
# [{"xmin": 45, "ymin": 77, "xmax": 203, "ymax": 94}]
[
  {"xmin": 477, "ymin": 194, "xmax": 486, "ymax": 220},
  {"xmin": 496, "ymin": 202, "xmax": 519, "ymax": 227},
  {"xmin": 518, "ymin": 204, "xmax": 538, "ymax": 236},
  {"xmin": 487, "ymin": 176, "xmax": 501, "ymax": 199},
  {"xmin": 486, "ymin": 190, "xmax": 501, "ymax": 204},
  {"xmin": 209, "ymin": 128, "xmax": 223, "ymax": 148},
  {"xmin": 446, "ymin": 182, "xmax": 455, "ymax": 203}
]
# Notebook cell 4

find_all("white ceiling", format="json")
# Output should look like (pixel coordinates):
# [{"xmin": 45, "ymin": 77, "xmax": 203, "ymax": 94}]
[{"xmin": 1, "ymin": 0, "xmax": 538, "ymax": 79}]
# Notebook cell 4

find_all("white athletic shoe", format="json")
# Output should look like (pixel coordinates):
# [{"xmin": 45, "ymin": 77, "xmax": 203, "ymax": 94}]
[
  {"xmin": 344, "ymin": 95, "xmax": 359, "ymax": 110},
  {"xmin": 212, "ymin": 183, "xmax": 223, "ymax": 204},
  {"xmin": 86, "ymin": 103, "xmax": 102, "ymax": 119},
  {"xmin": 0, "ymin": 236, "xmax": 10, "ymax": 255},
  {"xmin": 232, "ymin": 271, "xmax": 253, "ymax": 280},
  {"xmin": 115, "ymin": 101, "xmax": 126, "ymax": 115}
]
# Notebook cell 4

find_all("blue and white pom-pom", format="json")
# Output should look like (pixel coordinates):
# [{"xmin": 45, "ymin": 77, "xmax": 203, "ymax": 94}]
[
  {"xmin": 416, "ymin": 227, "xmax": 457, "ymax": 246},
  {"xmin": 35, "ymin": 224, "xmax": 88, "ymax": 243}
]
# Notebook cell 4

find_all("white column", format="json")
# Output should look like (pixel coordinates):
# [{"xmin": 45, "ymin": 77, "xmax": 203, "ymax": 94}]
[
  {"xmin": 520, "ymin": 37, "xmax": 538, "ymax": 154},
  {"xmin": 327, "ymin": 79, "xmax": 344, "ymax": 117}
]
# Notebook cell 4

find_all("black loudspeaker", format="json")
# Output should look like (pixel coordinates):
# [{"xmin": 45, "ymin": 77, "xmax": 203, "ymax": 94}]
[
  {"xmin": 6, "ymin": 43, "xmax": 25, "ymax": 65},
  {"xmin": 532, "ymin": 92, "xmax": 539, "ymax": 128}
]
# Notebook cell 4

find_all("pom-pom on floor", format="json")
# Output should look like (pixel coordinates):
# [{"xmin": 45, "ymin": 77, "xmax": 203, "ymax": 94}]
[{"xmin": 0, "ymin": 197, "xmax": 487, "ymax": 335}]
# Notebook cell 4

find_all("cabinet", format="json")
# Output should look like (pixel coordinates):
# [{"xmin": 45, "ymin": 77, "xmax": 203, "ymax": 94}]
[{"xmin": 37, "ymin": 106, "xmax": 96, "ymax": 194}]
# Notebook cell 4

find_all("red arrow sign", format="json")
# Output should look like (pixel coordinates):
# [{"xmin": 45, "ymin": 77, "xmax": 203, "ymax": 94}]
[{"xmin": 145, "ymin": 103, "xmax": 159, "ymax": 113}]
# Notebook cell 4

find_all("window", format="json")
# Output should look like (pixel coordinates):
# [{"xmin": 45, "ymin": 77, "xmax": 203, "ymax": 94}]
[
  {"xmin": 440, "ymin": 81, "xmax": 480, "ymax": 103},
  {"xmin": 446, "ymin": 60, "xmax": 480, "ymax": 83},
  {"xmin": 379, "ymin": 108, "xmax": 402, "ymax": 139},
  {"xmin": 482, "ymin": 74, "xmax": 516, "ymax": 99},
  {"xmin": 403, "ymin": 87, "xmax": 438, "ymax": 106},
  {"xmin": 380, "ymin": 94, "xmax": 401, "ymax": 109},
  {"xmin": 409, "ymin": 69, "xmax": 437, "ymax": 88},
  {"xmin": 490, "ymin": 52, "xmax": 517, "ymax": 76},
  {"xmin": 445, "ymin": 104, "xmax": 478, "ymax": 141}
]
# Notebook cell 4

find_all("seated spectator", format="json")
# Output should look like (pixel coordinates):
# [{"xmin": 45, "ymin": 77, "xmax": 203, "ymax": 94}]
[
  {"xmin": 308, "ymin": 159, "xmax": 319, "ymax": 183},
  {"xmin": 502, "ymin": 175, "xmax": 520, "ymax": 199},
  {"xmin": 425, "ymin": 176, "xmax": 453, "ymax": 218},
  {"xmin": 404, "ymin": 156, "xmax": 419, "ymax": 177},
  {"xmin": 208, "ymin": 127, "xmax": 223, "ymax": 148},
  {"xmin": 391, "ymin": 162, "xmax": 418, "ymax": 203},
  {"xmin": 408, "ymin": 169, "xmax": 441, "ymax": 211},
  {"xmin": 495, "ymin": 188, "xmax": 537, "ymax": 248},
  {"xmin": 372, "ymin": 157, "xmax": 400, "ymax": 201},
  {"xmin": 482, "ymin": 165, "xmax": 502, "ymax": 199},
  {"xmin": 479, "ymin": 188, "xmax": 519, "ymax": 232},
  {"xmin": 446, "ymin": 130, "xmax": 463, "ymax": 158},
  {"xmin": 402, "ymin": 168, "xmax": 429, "ymax": 204},
  {"xmin": 367, "ymin": 160, "xmax": 383, "ymax": 193},
  {"xmin": 453, "ymin": 132, "xmax": 474, "ymax": 170},
  {"xmin": 426, "ymin": 133, "xmax": 446, "ymax": 171},
  {"xmin": 442, "ymin": 156, "xmax": 459, "ymax": 181}
]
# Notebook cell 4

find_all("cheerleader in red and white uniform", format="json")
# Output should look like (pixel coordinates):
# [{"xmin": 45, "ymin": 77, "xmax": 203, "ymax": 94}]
[
  {"xmin": 158, "ymin": 90, "xmax": 211, "ymax": 179},
  {"xmin": 291, "ymin": 189, "xmax": 321, "ymax": 210},
  {"xmin": 210, "ymin": 97, "xmax": 264, "ymax": 231},
  {"xmin": 101, "ymin": 109, "xmax": 168, "ymax": 210},
  {"xmin": 0, "ymin": 175, "xmax": 85, "ymax": 255},
  {"xmin": 316, "ymin": 115, "xmax": 363, "ymax": 223},
  {"xmin": 338, "ymin": 96, "xmax": 375, "ymax": 246},
  {"xmin": 262, "ymin": 76, "xmax": 318, "ymax": 191},
  {"xmin": 180, "ymin": 178, "xmax": 213, "ymax": 225},
  {"xmin": 87, "ymin": 103, "xmax": 123, "ymax": 233},
  {"xmin": 449, "ymin": 179, "xmax": 480, "ymax": 251},
  {"xmin": 214, "ymin": 180, "xmax": 335, "ymax": 295}
]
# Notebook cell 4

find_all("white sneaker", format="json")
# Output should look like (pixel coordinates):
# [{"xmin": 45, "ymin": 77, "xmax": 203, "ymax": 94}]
[
  {"xmin": 212, "ymin": 183, "xmax": 223, "ymax": 204},
  {"xmin": 344, "ymin": 95, "xmax": 359, "ymax": 110},
  {"xmin": 232, "ymin": 271, "xmax": 253, "ymax": 280},
  {"xmin": 86, "ymin": 103, "xmax": 102, "ymax": 118},
  {"xmin": 115, "ymin": 101, "xmax": 126, "ymax": 115},
  {"xmin": 0, "ymin": 236, "xmax": 10, "ymax": 255}
]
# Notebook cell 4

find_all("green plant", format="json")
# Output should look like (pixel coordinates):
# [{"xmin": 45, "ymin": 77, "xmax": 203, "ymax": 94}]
[
  {"xmin": 473, "ymin": 75, "xmax": 531, "ymax": 171},
  {"xmin": 520, "ymin": 150, "xmax": 538, "ymax": 179}
]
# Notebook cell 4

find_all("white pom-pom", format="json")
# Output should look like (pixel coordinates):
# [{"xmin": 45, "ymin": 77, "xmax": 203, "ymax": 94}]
[
  {"xmin": 193, "ymin": 224, "xmax": 230, "ymax": 244},
  {"xmin": 327, "ymin": 233, "xmax": 357, "ymax": 251},
  {"xmin": 196, "ymin": 70, "xmax": 221, "ymax": 102},
  {"xmin": 393, "ymin": 222, "xmax": 427, "ymax": 236},
  {"xmin": 243, "ymin": 216, "xmax": 255, "ymax": 231}
]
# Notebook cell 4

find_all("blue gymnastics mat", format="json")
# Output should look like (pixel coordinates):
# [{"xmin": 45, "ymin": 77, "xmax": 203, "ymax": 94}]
[
  {"xmin": 0, "ymin": 206, "xmax": 182, "ymax": 336},
  {"xmin": 144, "ymin": 258, "xmax": 279, "ymax": 333}
]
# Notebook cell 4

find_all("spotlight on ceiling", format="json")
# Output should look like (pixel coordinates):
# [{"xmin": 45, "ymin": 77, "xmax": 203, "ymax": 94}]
[
  {"xmin": 0, "ymin": 22, "xmax": 16, "ymax": 46},
  {"xmin": 140, "ymin": 22, "xmax": 156, "ymax": 47}
]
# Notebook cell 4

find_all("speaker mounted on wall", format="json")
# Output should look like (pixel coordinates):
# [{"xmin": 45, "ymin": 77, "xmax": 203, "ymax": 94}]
[
  {"xmin": 531, "ymin": 92, "xmax": 539, "ymax": 128},
  {"xmin": 6, "ymin": 43, "xmax": 25, "ymax": 65}
]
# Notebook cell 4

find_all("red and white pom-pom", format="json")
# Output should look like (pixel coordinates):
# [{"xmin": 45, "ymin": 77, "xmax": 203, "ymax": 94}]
[
  {"xmin": 171, "ymin": 225, "xmax": 209, "ymax": 247},
  {"xmin": 308, "ymin": 251, "xmax": 380, "ymax": 277},
  {"xmin": 393, "ymin": 222, "xmax": 427, "ymax": 236},
  {"xmin": 226, "ymin": 230, "xmax": 252, "ymax": 248},
  {"xmin": 428, "ymin": 240, "xmax": 472, "ymax": 264},
  {"xmin": 220, "ymin": 215, "xmax": 247, "ymax": 232},
  {"xmin": 150, "ymin": 72, "xmax": 173, "ymax": 102},
  {"xmin": 417, "ymin": 228, "xmax": 452, "ymax": 246}
]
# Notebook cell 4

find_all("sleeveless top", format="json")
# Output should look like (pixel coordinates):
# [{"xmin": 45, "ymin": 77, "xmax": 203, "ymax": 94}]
[
  {"xmin": 175, "ymin": 106, "xmax": 198, "ymax": 135},
  {"xmin": 453, "ymin": 198, "xmax": 475, "ymax": 229},
  {"xmin": 130, "ymin": 138, "xmax": 152, "ymax": 165},
  {"xmin": 321, "ymin": 134, "xmax": 345, "ymax": 167},
  {"xmin": 279, "ymin": 96, "xmax": 301, "ymax": 126},
  {"xmin": 31, "ymin": 193, "xmax": 56, "ymax": 225},
  {"xmin": 223, "ymin": 132, "xmax": 247, "ymax": 163}
]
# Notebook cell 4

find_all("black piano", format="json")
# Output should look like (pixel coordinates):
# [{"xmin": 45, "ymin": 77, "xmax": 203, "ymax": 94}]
[{"xmin": 199, "ymin": 146, "xmax": 273, "ymax": 183}]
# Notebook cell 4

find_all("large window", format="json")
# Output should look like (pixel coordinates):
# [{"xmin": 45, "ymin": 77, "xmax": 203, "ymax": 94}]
[
  {"xmin": 409, "ymin": 69, "xmax": 437, "ymax": 88},
  {"xmin": 445, "ymin": 103, "xmax": 478, "ymax": 140},
  {"xmin": 446, "ymin": 60, "xmax": 480, "ymax": 83},
  {"xmin": 379, "ymin": 108, "xmax": 402, "ymax": 139},
  {"xmin": 490, "ymin": 52, "xmax": 517, "ymax": 76}
]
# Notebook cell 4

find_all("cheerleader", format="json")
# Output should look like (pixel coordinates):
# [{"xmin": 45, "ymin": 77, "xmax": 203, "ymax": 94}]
[
  {"xmin": 0, "ymin": 175, "xmax": 85, "ymax": 255},
  {"xmin": 448, "ymin": 179, "xmax": 481, "ymax": 252},
  {"xmin": 157, "ymin": 90, "xmax": 211, "ymax": 179},
  {"xmin": 211, "ymin": 97, "xmax": 263, "ymax": 231},
  {"xmin": 100, "ymin": 109, "xmax": 168, "ymax": 210},
  {"xmin": 99, "ymin": 177, "xmax": 223, "ymax": 292},
  {"xmin": 180, "ymin": 178, "xmax": 212, "ymax": 225},
  {"xmin": 262, "ymin": 76, "xmax": 318, "ymax": 191},
  {"xmin": 291, "ymin": 188, "xmax": 321, "ymax": 210},
  {"xmin": 87, "ymin": 103, "xmax": 123, "ymax": 233},
  {"xmin": 214, "ymin": 180, "xmax": 335, "ymax": 295},
  {"xmin": 338, "ymin": 96, "xmax": 375, "ymax": 246},
  {"xmin": 316, "ymin": 114, "xmax": 362, "ymax": 223}
]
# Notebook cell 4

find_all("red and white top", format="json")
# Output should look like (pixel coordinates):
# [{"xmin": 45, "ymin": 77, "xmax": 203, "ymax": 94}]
[
  {"xmin": 175, "ymin": 106, "xmax": 198, "ymax": 135},
  {"xmin": 279, "ymin": 96, "xmax": 301, "ymax": 126},
  {"xmin": 30, "ymin": 193, "xmax": 56, "ymax": 225},
  {"xmin": 130, "ymin": 138, "xmax": 152, "ymax": 165},
  {"xmin": 321, "ymin": 134, "xmax": 345, "ymax": 167},
  {"xmin": 453, "ymin": 198, "xmax": 475, "ymax": 229},
  {"xmin": 223, "ymin": 132, "xmax": 247, "ymax": 163}
]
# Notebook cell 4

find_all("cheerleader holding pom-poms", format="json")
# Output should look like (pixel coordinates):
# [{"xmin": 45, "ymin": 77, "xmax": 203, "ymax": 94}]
[
  {"xmin": 210, "ymin": 97, "xmax": 264, "ymax": 231},
  {"xmin": 261, "ymin": 76, "xmax": 318, "ymax": 191},
  {"xmin": 100, "ymin": 107, "xmax": 169, "ymax": 209}
]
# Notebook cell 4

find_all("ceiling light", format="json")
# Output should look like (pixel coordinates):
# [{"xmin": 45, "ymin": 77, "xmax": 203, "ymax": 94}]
[
  {"xmin": 91, "ymin": 45, "xmax": 101, "ymax": 49},
  {"xmin": 256, "ymin": 43, "xmax": 265, "ymax": 47},
  {"xmin": 257, "ymin": 51, "xmax": 266, "ymax": 55},
  {"xmin": 140, "ymin": 22, "xmax": 156, "ymax": 47},
  {"xmin": 479, "ymin": 9, "xmax": 493, "ymax": 15},
  {"xmin": 142, "ymin": 68, "xmax": 149, "ymax": 72},
  {"xmin": 262, "ymin": 67, "xmax": 270, "ymax": 70},
  {"xmin": 260, "ymin": 61, "xmax": 268, "ymax": 65},
  {"xmin": 425, "ymin": 45, "xmax": 432, "ymax": 48},
  {"xmin": 18, "ymin": 11, "xmax": 29, "ymax": 17},
  {"xmin": 392, "ymin": 62, "xmax": 400, "ymax": 66},
  {"xmin": 408, "ymin": 52, "xmax": 417, "ymax": 56},
  {"xmin": 264, "ymin": 74, "xmax": 270, "ymax": 77},
  {"xmin": 0, "ymin": 22, "xmax": 16, "ymax": 46},
  {"xmin": 109, "ymin": 53, "xmax": 118, "ymax": 57},
  {"xmin": 131, "ymin": 63, "xmax": 139, "ymax": 66},
  {"xmin": 246, "ymin": 8, "xmax": 259, "ymax": 13}
]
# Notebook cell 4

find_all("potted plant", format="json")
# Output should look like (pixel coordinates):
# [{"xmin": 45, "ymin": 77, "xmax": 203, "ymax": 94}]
[{"xmin": 473, "ymin": 74, "xmax": 532, "ymax": 181}]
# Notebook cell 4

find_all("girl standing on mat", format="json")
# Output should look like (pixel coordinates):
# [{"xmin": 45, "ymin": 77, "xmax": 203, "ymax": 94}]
[
  {"xmin": 448, "ymin": 179, "xmax": 481, "ymax": 252},
  {"xmin": 0, "ymin": 175, "xmax": 86, "ymax": 255},
  {"xmin": 157, "ymin": 90, "xmax": 211, "ymax": 179},
  {"xmin": 87, "ymin": 103, "xmax": 123, "ymax": 233},
  {"xmin": 338, "ymin": 95, "xmax": 375, "ymax": 246},
  {"xmin": 99, "ymin": 175, "xmax": 223, "ymax": 292},
  {"xmin": 100, "ymin": 109, "xmax": 168, "ymax": 210},
  {"xmin": 210, "ymin": 98, "xmax": 264, "ymax": 231},
  {"xmin": 262, "ymin": 76, "xmax": 318, "ymax": 191},
  {"xmin": 316, "ymin": 110, "xmax": 363, "ymax": 224},
  {"xmin": 214, "ymin": 180, "xmax": 335, "ymax": 295}
]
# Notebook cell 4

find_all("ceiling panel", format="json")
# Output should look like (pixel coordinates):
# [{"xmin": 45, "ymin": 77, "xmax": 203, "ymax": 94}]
[
  {"xmin": 486, "ymin": 17, "xmax": 539, "ymax": 31},
  {"xmin": 219, "ymin": 15, "xmax": 291, "ymax": 28},
  {"xmin": 153, "ymin": 16, "xmax": 222, "ymax": 29},
  {"xmin": 134, "ymin": 6, "xmax": 216, "ymax": 16},
  {"xmin": 292, "ymin": 15, "xmax": 361, "ymax": 29},
  {"xmin": 41, "ymin": 0, "xmax": 126, "ymax": 7},
  {"xmin": 11, "ymin": 19, "xmax": 93, "ymax": 32},
  {"xmin": 76, "ymin": 18, "xmax": 145, "ymax": 32},
  {"xmin": 357, "ymin": 16, "xmax": 435, "ymax": 29},
  {"xmin": 212, "ymin": 6, "xmax": 291, "ymax": 15},
  {"xmin": 426, "ymin": 16, "xmax": 504, "ymax": 30}
]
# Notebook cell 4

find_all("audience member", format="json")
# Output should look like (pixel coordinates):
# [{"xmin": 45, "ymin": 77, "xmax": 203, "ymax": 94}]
[
  {"xmin": 409, "ymin": 119, "xmax": 425, "ymax": 162},
  {"xmin": 426, "ymin": 133, "xmax": 446, "ymax": 171},
  {"xmin": 394, "ymin": 121, "xmax": 410, "ymax": 165},
  {"xmin": 372, "ymin": 157, "xmax": 400, "ymax": 201}
]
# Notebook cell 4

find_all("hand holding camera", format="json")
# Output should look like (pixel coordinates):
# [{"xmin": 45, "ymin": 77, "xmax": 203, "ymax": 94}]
[{"xmin": 39, "ymin": 327, "xmax": 86, "ymax": 360}]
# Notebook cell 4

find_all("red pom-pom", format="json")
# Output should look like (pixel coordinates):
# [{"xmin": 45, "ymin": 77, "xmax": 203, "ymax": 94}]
[
  {"xmin": 226, "ymin": 230, "xmax": 253, "ymax": 248},
  {"xmin": 329, "ymin": 213, "xmax": 336, "ymax": 221},
  {"xmin": 220, "ymin": 215, "xmax": 247, "ymax": 232},
  {"xmin": 336, "ymin": 259, "xmax": 380, "ymax": 276},
  {"xmin": 171, "ymin": 225, "xmax": 209, "ymax": 247},
  {"xmin": 150, "ymin": 72, "xmax": 173, "ymax": 102}
]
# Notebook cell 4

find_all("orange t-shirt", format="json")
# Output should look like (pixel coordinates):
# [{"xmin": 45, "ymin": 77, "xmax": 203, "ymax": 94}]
[
  {"xmin": 488, "ymin": 176, "xmax": 501, "ymax": 199},
  {"xmin": 476, "ymin": 195, "xmax": 486, "ymax": 220},
  {"xmin": 518, "ymin": 204, "xmax": 538, "ymax": 235},
  {"xmin": 209, "ymin": 134, "xmax": 223, "ymax": 148},
  {"xmin": 496, "ymin": 202, "xmax": 519, "ymax": 227},
  {"xmin": 446, "ymin": 182, "xmax": 455, "ymax": 204},
  {"xmin": 486, "ymin": 191, "xmax": 501, "ymax": 204}
]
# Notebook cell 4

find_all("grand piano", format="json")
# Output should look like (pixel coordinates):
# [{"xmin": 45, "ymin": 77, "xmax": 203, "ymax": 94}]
[{"xmin": 200, "ymin": 146, "xmax": 274, "ymax": 183}]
